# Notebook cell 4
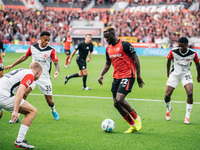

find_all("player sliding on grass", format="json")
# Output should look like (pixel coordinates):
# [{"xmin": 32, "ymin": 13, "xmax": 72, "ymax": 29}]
[
  {"xmin": 98, "ymin": 27, "xmax": 145, "ymax": 133},
  {"xmin": 164, "ymin": 37, "xmax": 200, "ymax": 124},
  {"xmin": 5, "ymin": 31, "xmax": 60, "ymax": 122},
  {"xmin": 0, "ymin": 62, "xmax": 42, "ymax": 149}
]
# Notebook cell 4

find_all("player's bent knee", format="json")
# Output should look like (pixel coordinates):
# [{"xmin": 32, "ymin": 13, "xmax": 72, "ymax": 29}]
[
  {"xmin": 114, "ymin": 101, "xmax": 120, "ymax": 108},
  {"xmin": 33, "ymin": 107, "xmax": 38, "ymax": 116}
]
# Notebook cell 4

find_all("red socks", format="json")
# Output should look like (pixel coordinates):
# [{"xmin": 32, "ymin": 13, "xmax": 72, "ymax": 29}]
[
  {"xmin": 123, "ymin": 114, "xmax": 135, "ymax": 126},
  {"xmin": 130, "ymin": 110, "xmax": 138, "ymax": 120}
]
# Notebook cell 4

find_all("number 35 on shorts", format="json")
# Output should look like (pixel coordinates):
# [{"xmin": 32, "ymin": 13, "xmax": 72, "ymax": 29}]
[{"xmin": 45, "ymin": 85, "xmax": 52, "ymax": 91}]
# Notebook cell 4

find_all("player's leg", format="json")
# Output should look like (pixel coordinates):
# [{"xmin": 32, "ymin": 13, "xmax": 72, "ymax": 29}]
[
  {"xmin": 184, "ymin": 83, "xmax": 193, "ymax": 124},
  {"xmin": 37, "ymin": 78, "xmax": 59, "ymax": 120},
  {"xmin": 111, "ymin": 79, "xmax": 136, "ymax": 133},
  {"xmin": 116, "ymin": 78, "xmax": 138, "ymax": 118},
  {"xmin": 164, "ymin": 85, "xmax": 174, "ymax": 120},
  {"xmin": 15, "ymin": 100, "xmax": 37, "ymax": 149},
  {"xmin": 115, "ymin": 78, "xmax": 142, "ymax": 132},
  {"xmin": 64, "ymin": 59, "xmax": 82, "ymax": 84},
  {"xmin": 82, "ymin": 69, "xmax": 91, "ymax": 90},
  {"xmin": 9, "ymin": 86, "xmax": 33, "ymax": 124},
  {"xmin": 45, "ymin": 95, "xmax": 59, "ymax": 120},
  {"xmin": 165, "ymin": 74, "xmax": 179, "ymax": 120},
  {"xmin": 65, "ymin": 50, "xmax": 70, "ymax": 68}
]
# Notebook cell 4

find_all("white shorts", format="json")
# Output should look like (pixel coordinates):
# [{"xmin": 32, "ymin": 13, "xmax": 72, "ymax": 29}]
[
  {"xmin": 167, "ymin": 72, "xmax": 193, "ymax": 88},
  {"xmin": 0, "ymin": 95, "xmax": 25, "ymax": 113},
  {"xmin": 29, "ymin": 77, "xmax": 52, "ymax": 95}
]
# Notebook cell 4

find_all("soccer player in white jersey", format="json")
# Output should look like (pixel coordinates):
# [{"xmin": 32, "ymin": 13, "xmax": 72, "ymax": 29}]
[
  {"xmin": 164, "ymin": 37, "xmax": 200, "ymax": 124},
  {"xmin": 5, "ymin": 31, "xmax": 60, "ymax": 121},
  {"xmin": 0, "ymin": 62, "xmax": 42, "ymax": 149}
]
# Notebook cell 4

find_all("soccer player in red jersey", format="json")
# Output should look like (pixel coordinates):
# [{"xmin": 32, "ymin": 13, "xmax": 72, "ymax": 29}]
[
  {"xmin": 0, "ymin": 62, "xmax": 42, "ymax": 149},
  {"xmin": 61, "ymin": 32, "xmax": 74, "ymax": 68},
  {"xmin": 0, "ymin": 40, "xmax": 6, "ymax": 77},
  {"xmin": 98, "ymin": 27, "xmax": 145, "ymax": 133},
  {"xmin": 164, "ymin": 37, "xmax": 200, "ymax": 124}
]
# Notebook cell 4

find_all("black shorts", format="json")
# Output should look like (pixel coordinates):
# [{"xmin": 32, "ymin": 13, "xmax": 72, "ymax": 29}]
[
  {"xmin": 0, "ymin": 63, "xmax": 4, "ymax": 71},
  {"xmin": 64, "ymin": 49, "xmax": 71, "ymax": 55},
  {"xmin": 111, "ymin": 78, "xmax": 135, "ymax": 98},
  {"xmin": 76, "ymin": 57, "xmax": 86, "ymax": 70}
]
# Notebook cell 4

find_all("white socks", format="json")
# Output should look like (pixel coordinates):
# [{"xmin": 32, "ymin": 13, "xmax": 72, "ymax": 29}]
[
  {"xmin": 50, "ymin": 105, "xmax": 56, "ymax": 112},
  {"xmin": 185, "ymin": 103, "xmax": 193, "ymax": 118},
  {"xmin": 165, "ymin": 102, "xmax": 172, "ymax": 112},
  {"xmin": 17, "ymin": 125, "xmax": 29, "ymax": 142}
]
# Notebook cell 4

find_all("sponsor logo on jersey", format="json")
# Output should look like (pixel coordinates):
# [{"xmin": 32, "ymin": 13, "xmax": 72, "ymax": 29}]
[
  {"xmin": 26, "ymin": 79, "xmax": 32, "ymax": 86},
  {"xmin": 116, "ymin": 47, "xmax": 120, "ymax": 51},
  {"xmin": 43, "ymin": 54, "xmax": 48, "ymax": 58},
  {"xmin": 86, "ymin": 47, "xmax": 89, "ymax": 49},
  {"xmin": 35, "ymin": 58, "xmax": 47, "ymax": 63},
  {"xmin": 109, "ymin": 54, "xmax": 122, "ymax": 59}
]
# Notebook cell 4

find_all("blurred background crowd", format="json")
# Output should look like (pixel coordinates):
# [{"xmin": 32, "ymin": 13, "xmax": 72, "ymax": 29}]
[{"xmin": 0, "ymin": 0, "xmax": 200, "ymax": 48}]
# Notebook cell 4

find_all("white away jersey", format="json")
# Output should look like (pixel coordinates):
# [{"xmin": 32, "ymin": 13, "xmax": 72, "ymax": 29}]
[
  {"xmin": 0, "ymin": 68, "xmax": 34, "ymax": 97},
  {"xmin": 167, "ymin": 48, "xmax": 199, "ymax": 75},
  {"xmin": 26, "ymin": 44, "xmax": 58, "ymax": 78}
]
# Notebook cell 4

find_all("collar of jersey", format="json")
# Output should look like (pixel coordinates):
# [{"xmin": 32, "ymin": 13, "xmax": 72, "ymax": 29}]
[
  {"xmin": 179, "ymin": 48, "xmax": 189, "ymax": 55},
  {"xmin": 38, "ymin": 43, "xmax": 49, "ymax": 50}
]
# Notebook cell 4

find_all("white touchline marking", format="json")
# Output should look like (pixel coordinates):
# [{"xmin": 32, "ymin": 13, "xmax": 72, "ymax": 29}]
[{"xmin": 29, "ymin": 93, "xmax": 200, "ymax": 105}]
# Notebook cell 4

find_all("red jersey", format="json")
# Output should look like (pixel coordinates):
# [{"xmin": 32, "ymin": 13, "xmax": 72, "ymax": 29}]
[
  {"xmin": 63, "ymin": 36, "xmax": 73, "ymax": 50},
  {"xmin": 106, "ymin": 40, "xmax": 136, "ymax": 79}
]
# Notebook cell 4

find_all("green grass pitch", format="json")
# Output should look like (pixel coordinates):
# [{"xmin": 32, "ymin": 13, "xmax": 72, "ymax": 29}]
[{"xmin": 0, "ymin": 53, "xmax": 200, "ymax": 150}]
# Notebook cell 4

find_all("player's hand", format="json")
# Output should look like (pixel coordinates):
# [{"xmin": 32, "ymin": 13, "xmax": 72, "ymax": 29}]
[
  {"xmin": 167, "ymin": 72, "xmax": 170, "ymax": 78},
  {"xmin": 11, "ymin": 111, "xmax": 18, "ymax": 123},
  {"xmin": 86, "ymin": 58, "xmax": 91, "ymax": 62},
  {"xmin": 98, "ymin": 75, "xmax": 103, "ymax": 85},
  {"xmin": 4, "ymin": 65, "xmax": 13, "ymax": 71},
  {"xmin": 68, "ymin": 58, "xmax": 71, "ymax": 64},
  {"xmin": 2, "ymin": 53, "xmax": 5, "ymax": 57},
  {"xmin": 137, "ymin": 76, "xmax": 145, "ymax": 88},
  {"xmin": 54, "ymin": 72, "xmax": 58, "ymax": 80}
]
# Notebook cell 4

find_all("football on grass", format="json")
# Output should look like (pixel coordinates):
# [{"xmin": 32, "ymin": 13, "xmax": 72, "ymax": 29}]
[{"xmin": 101, "ymin": 119, "xmax": 115, "ymax": 132}]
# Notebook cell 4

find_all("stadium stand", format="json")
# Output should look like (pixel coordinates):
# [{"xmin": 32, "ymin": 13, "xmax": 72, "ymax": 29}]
[{"xmin": 0, "ymin": 0, "xmax": 200, "ymax": 48}]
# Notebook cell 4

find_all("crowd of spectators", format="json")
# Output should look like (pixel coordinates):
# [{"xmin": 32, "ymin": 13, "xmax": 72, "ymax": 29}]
[
  {"xmin": 3, "ymin": 0, "xmax": 195, "ymax": 6},
  {"xmin": 0, "ymin": 1, "xmax": 200, "ymax": 47}
]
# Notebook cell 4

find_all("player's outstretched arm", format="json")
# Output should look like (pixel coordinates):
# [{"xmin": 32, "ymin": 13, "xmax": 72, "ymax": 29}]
[
  {"xmin": 53, "ymin": 61, "xmax": 60, "ymax": 80},
  {"xmin": 4, "ymin": 54, "xmax": 29, "ymax": 71},
  {"xmin": 167, "ymin": 59, "xmax": 171, "ymax": 78},
  {"xmin": 195, "ymin": 62, "xmax": 200, "ymax": 82},
  {"xmin": 98, "ymin": 60, "xmax": 111, "ymax": 85},
  {"xmin": 132, "ymin": 53, "xmax": 145, "ymax": 88}
]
